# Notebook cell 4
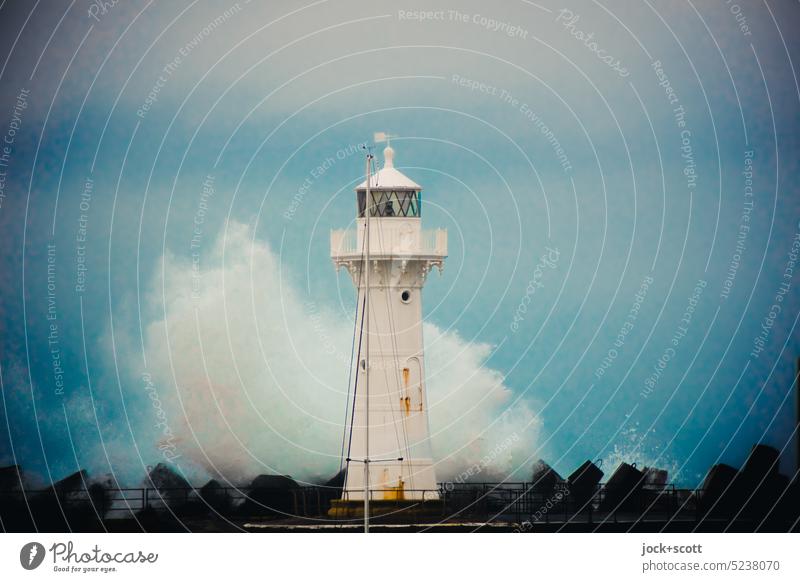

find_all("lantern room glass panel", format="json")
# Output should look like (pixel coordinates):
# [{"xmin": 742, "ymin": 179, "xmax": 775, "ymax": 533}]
[{"xmin": 357, "ymin": 190, "xmax": 421, "ymax": 218}]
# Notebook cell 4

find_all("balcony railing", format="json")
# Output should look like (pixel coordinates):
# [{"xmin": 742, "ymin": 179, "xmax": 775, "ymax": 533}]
[
  {"xmin": 331, "ymin": 229, "xmax": 356, "ymax": 254},
  {"xmin": 330, "ymin": 228, "xmax": 447, "ymax": 259}
]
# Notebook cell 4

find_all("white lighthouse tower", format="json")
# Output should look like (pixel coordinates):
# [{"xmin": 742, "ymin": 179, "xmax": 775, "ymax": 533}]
[{"xmin": 330, "ymin": 138, "xmax": 446, "ymax": 517}]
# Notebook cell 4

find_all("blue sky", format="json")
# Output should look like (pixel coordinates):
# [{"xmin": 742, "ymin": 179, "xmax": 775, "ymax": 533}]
[{"xmin": 0, "ymin": 0, "xmax": 799, "ymax": 488}]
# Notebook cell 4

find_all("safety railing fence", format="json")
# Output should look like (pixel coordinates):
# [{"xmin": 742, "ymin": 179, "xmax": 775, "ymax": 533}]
[
  {"xmin": 2, "ymin": 482, "xmax": 708, "ymax": 524},
  {"xmin": 439, "ymin": 483, "xmax": 699, "ymax": 525}
]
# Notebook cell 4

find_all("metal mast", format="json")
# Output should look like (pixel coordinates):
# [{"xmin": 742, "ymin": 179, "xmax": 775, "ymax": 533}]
[{"xmin": 362, "ymin": 148, "xmax": 373, "ymax": 533}]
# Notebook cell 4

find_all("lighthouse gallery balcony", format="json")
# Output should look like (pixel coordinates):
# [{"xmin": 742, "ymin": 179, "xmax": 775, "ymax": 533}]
[{"xmin": 330, "ymin": 227, "xmax": 447, "ymax": 262}]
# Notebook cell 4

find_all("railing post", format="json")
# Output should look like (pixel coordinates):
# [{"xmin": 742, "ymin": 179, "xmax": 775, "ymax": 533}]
[
  {"xmin": 695, "ymin": 490, "xmax": 701, "ymax": 524},
  {"xmin": 672, "ymin": 487, "xmax": 678, "ymax": 520}
]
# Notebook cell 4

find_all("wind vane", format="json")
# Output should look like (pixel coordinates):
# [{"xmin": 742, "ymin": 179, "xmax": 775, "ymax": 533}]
[{"xmin": 373, "ymin": 131, "xmax": 398, "ymax": 147}]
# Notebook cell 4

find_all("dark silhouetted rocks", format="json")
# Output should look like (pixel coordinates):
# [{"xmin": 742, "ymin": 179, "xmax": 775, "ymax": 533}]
[
  {"xmin": 144, "ymin": 463, "xmax": 192, "ymax": 511},
  {"xmin": 199, "ymin": 479, "xmax": 231, "ymax": 514},
  {"xmin": 567, "ymin": 459, "xmax": 603, "ymax": 507},
  {"xmin": 697, "ymin": 463, "xmax": 739, "ymax": 518},
  {"xmin": 643, "ymin": 467, "xmax": 668, "ymax": 489},
  {"xmin": 601, "ymin": 462, "xmax": 646, "ymax": 511},
  {"xmin": 0, "ymin": 465, "xmax": 33, "ymax": 531},
  {"xmin": 27, "ymin": 469, "xmax": 107, "ymax": 532},
  {"xmin": 324, "ymin": 469, "xmax": 346, "ymax": 490},
  {"xmin": 531, "ymin": 459, "xmax": 564, "ymax": 498},
  {"xmin": 734, "ymin": 445, "xmax": 788, "ymax": 527},
  {"xmin": 0, "ymin": 465, "xmax": 25, "ymax": 491},
  {"xmin": 2, "ymin": 439, "xmax": 799, "ymax": 531},
  {"xmin": 243, "ymin": 474, "xmax": 299, "ymax": 516}
]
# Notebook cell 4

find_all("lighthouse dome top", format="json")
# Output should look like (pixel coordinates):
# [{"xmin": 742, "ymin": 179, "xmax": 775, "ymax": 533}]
[{"xmin": 356, "ymin": 145, "xmax": 421, "ymax": 190}]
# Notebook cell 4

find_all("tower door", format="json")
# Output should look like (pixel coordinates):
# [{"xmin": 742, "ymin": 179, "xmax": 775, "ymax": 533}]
[{"xmin": 402, "ymin": 357, "xmax": 424, "ymax": 414}]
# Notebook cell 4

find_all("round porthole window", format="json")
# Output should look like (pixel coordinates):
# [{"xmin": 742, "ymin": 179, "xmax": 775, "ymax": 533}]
[{"xmin": 400, "ymin": 290, "xmax": 412, "ymax": 303}]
